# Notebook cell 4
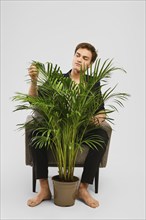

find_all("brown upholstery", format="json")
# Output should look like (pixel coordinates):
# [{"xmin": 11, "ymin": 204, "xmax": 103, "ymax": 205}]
[{"xmin": 25, "ymin": 115, "xmax": 112, "ymax": 193}]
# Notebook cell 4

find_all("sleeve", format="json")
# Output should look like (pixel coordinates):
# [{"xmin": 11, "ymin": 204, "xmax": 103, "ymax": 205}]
[{"xmin": 93, "ymin": 81, "xmax": 105, "ymax": 112}]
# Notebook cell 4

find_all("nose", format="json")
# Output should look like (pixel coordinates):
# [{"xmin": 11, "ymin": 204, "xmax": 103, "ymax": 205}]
[{"xmin": 77, "ymin": 57, "xmax": 82, "ymax": 63}]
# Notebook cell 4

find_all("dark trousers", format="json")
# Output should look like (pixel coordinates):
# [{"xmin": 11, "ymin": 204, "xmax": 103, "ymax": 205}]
[{"xmin": 30, "ymin": 127, "xmax": 109, "ymax": 184}]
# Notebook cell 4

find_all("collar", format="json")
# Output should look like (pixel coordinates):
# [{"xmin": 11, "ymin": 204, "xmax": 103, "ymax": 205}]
[{"xmin": 63, "ymin": 70, "xmax": 72, "ymax": 78}]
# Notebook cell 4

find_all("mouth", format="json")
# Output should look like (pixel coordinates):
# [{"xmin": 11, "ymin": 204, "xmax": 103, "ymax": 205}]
[{"xmin": 75, "ymin": 63, "xmax": 81, "ymax": 67}]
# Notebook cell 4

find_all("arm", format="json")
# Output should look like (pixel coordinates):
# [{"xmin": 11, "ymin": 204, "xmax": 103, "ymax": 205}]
[{"xmin": 28, "ymin": 65, "xmax": 38, "ymax": 96}]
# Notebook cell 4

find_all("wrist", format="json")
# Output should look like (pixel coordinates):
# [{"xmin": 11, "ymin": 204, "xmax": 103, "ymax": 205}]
[{"xmin": 31, "ymin": 79, "xmax": 37, "ymax": 85}]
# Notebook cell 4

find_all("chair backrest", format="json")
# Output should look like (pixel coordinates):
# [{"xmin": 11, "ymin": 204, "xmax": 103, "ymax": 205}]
[{"xmin": 25, "ymin": 115, "xmax": 112, "ymax": 168}]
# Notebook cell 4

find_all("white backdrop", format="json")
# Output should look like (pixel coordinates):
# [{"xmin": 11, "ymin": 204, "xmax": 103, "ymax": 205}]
[{"xmin": 1, "ymin": 1, "xmax": 145, "ymax": 219}]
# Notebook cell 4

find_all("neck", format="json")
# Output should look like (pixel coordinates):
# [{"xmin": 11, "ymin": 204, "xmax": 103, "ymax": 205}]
[
  {"xmin": 71, "ymin": 69, "xmax": 80, "ymax": 78},
  {"xmin": 70, "ymin": 69, "xmax": 81, "ymax": 84}
]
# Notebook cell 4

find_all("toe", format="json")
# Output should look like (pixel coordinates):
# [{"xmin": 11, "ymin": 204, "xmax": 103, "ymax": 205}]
[
  {"xmin": 27, "ymin": 198, "xmax": 40, "ymax": 207},
  {"xmin": 90, "ymin": 201, "xmax": 99, "ymax": 208},
  {"xmin": 27, "ymin": 199, "xmax": 34, "ymax": 207}
]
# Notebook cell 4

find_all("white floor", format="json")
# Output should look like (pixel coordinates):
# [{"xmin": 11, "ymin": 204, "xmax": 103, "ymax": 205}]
[{"xmin": 1, "ymin": 125, "xmax": 145, "ymax": 220}]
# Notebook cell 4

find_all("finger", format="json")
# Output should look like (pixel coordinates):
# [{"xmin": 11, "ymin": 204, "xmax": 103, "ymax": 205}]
[
  {"xmin": 29, "ymin": 72, "xmax": 38, "ymax": 76},
  {"xmin": 28, "ymin": 68, "xmax": 38, "ymax": 74},
  {"xmin": 28, "ymin": 67, "xmax": 37, "ymax": 71},
  {"xmin": 28, "ymin": 65, "xmax": 37, "ymax": 70},
  {"xmin": 30, "ymin": 64, "xmax": 36, "ymax": 68},
  {"xmin": 29, "ymin": 69, "xmax": 38, "ymax": 73}
]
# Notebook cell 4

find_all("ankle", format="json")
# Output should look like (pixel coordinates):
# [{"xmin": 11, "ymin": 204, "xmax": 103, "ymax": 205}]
[
  {"xmin": 79, "ymin": 182, "xmax": 88, "ymax": 189},
  {"xmin": 39, "ymin": 179, "xmax": 50, "ymax": 189},
  {"xmin": 39, "ymin": 178, "xmax": 48, "ymax": 183},
  {"xmin": 39, "ymin": 179, "xmax": 48, "ymax": 184}
]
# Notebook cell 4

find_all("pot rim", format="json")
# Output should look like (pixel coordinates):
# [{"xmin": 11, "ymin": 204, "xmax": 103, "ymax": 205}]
[{"xmin": 52, "ymin": 175, "xmax": 79, "ymax": 183}]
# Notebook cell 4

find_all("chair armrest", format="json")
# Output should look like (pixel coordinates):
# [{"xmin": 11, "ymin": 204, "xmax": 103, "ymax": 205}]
[
  {"xmin": 25, "ymin": 115, "xmax": 33, "ymax": 166},
  {"xmin": 100, "ymin": 120, "xmax": 112, "ymax": 167}
]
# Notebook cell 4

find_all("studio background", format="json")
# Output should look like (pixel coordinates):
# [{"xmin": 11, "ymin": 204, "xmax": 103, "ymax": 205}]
[{"xmin": 1, "ymin": 1, "xmax": 145, "ymax": 219}]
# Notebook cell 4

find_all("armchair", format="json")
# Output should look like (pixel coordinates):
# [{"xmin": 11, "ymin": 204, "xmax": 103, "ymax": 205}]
[{"xmin": 25, "ymin": 115, "xmax": 112, "ymax": 193}]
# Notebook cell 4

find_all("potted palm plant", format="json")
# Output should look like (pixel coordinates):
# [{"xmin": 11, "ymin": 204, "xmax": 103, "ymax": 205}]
[{"xmin": 13, "ymin": 59, "xmax": 129, "ymax": 206}]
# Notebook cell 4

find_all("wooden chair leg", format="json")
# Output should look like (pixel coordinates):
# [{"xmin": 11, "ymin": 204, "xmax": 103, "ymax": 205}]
[
  {"xmin": 32, "ymin": 166, "xmax": 36, "ymax": 192},
  {"xmin": 95, "ymin": 166, "xmax": 99, "ymax": 193}
]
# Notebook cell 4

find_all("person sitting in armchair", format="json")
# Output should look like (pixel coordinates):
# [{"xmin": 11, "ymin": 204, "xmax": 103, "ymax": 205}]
[{"xmin": 27, "ymin": 42, "xmax": 109, "ymax": 208}]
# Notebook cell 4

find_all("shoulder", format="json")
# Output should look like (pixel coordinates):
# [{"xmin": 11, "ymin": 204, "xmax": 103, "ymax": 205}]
[{"xmin": 63, "ymin": 70, "xmax": 71, "ymax": 78}]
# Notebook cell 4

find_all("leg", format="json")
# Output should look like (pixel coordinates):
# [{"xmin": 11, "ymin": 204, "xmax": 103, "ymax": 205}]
[
  {"xmin": 27, "ymin": 137, "xmax": 52, "ymax": 207},
  {"xmin": 81, "ymin": 128, "xmax": 108, "ymax": 184},
  {"xmin": 95, "ymin": 166, "xmax": 99, "ymax": 193},
  {"xmin": 78, "ymin": 128, "xmax": 109, "ymax": 208}
]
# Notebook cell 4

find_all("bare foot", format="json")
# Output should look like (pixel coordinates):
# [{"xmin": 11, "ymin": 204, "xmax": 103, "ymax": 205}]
[
  {"xmin": 27, "ymin": 191, "xmax": 51, "ymax": 207},
  {"xmin": 78, "ymin": 183, "xmax": 99, "ymax": 208},
  {"xmin": 27, "ymin": 179, "xmax": 51, "ymax": 207}
]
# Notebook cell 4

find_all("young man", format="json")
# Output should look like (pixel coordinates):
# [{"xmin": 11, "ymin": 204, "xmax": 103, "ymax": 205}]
[{"xmin": 27, "ymin": 42, "xmax": 108, "ymax": 208}]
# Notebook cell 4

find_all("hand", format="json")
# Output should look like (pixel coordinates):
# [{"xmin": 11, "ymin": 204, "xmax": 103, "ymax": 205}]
[
  {"xmin": 92, "ymin": 113, "xmax": 106, "ymax": 125},
  {"xmin": 28, "ymin": 65, "xmax": 38, "ymax": 82}
]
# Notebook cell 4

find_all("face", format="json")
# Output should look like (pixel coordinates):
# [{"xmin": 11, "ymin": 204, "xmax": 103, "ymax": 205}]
[{"xmin": 72, "ymin": 48, "xmax": 92, "ymax": 73}]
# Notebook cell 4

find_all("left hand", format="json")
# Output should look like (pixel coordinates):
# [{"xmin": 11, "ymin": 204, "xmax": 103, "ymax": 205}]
[{"xmin": 92, "ymin": 113, "xmax": 106, "ymax": 125}]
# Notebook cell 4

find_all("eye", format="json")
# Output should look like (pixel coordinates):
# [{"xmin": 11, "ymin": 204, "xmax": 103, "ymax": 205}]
[{"xmin": 76, "ymin": 53, "xmax": 80, "ymax": 57}]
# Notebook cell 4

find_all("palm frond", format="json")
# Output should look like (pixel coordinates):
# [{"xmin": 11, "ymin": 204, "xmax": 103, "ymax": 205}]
[{"xmin": 12, "ymin": 59, "xmax": 130, "ymax": 181}]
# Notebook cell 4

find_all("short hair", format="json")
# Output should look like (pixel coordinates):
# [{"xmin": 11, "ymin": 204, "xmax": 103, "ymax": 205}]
[{"xmin": 74, "ymin": 42, "xmax": 98, "ymax": 63}]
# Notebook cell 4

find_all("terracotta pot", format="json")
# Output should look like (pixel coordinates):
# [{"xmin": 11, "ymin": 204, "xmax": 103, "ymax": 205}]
[{"xmin": 52, "ymin": 175, "xmax": 79, "ymax": 207}]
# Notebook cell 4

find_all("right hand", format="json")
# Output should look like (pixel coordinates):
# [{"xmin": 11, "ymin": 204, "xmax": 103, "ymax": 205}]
[{"xmin": 28, "ymin": 65, "xmax": 38, "ymax": 81}]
